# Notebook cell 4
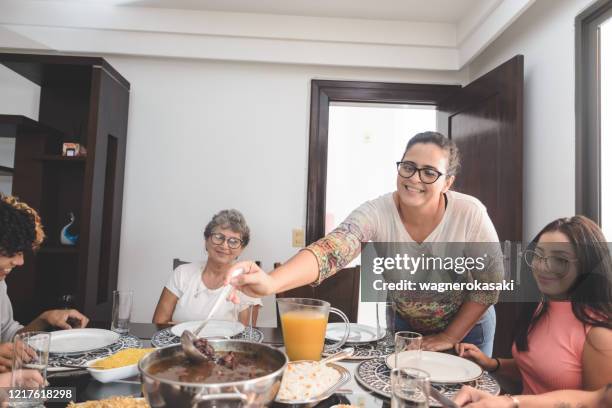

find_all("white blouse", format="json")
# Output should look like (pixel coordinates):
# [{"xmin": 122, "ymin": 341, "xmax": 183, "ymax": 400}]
[{"xmin": 165, "ymin": 262, "xmax": 262, "ymax": 323}]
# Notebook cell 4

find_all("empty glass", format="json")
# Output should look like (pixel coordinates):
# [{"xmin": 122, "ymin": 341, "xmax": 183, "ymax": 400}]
[
  {"xmin": 111, "ymin": 290, "xmax": 133, "ymax": 334},
  {"xmin": 390, "ymin": 367, "xmax": 431, "ymax": 408},
  {"xmin": 376, "ymin": 301, "xmax": 396, "ymax": 347},
  {"xmin": 10, "ymin": 331, "xmax": 50, "ymax": 407},
  {"xmin": 394, "ymin": 331, "xmax": 423, "ymax": 369},
  {"xmin": 242, "ymin": 301, "xmax": 259, "ymax": 341}
]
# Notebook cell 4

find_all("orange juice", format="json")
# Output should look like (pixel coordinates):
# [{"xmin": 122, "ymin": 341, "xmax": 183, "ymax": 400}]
[{"xmin": 280, "ymin": 310, "xmax": 328, "ymax": 361}]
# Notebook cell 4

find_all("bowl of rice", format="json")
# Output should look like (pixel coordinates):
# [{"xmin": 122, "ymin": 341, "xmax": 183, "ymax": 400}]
[
  {"xmin": 275, "ymin": 360, "xmax": 350, "ymax": 405},
  {"xmin": 87, "ymin": 348, "xmax": 154, "ymax": 383}
]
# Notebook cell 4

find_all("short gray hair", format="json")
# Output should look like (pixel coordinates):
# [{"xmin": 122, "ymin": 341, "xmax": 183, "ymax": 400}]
[{"xmin": 204, "ymin": 209, "xmax": 250, "ymax": 247}]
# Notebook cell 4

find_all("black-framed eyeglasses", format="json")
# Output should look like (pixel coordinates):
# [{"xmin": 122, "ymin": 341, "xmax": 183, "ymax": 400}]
[
  {"xmin": 210, "ymin": 232, "xmax": 243, "ymax": 249},
  {"xmin": 396, "ymin": 161, "xmax": 444, "ymax": 184},
  {"xmin": 523, "ymin": 249, "xmax": 578, "ymax": 275}
]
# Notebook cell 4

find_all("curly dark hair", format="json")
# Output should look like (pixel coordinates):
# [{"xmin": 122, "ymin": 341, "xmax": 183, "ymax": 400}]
[{"xmin": 0, "ymin": 194, "xmax": 45, "ymax": 256}]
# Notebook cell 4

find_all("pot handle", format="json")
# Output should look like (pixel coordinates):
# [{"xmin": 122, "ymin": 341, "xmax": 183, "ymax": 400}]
[{"xmin": 191, "ymin": 392, "xmax": 248, "ymax": 407}]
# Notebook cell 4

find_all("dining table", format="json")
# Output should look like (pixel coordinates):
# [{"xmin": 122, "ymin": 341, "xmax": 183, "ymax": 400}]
[{"xmin": 43, "ymin": 322, "xmax": 501, "ymax": 408}]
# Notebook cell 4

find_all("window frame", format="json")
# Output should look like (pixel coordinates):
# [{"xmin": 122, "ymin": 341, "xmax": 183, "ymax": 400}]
[{"xmin": 575, "ymin": 0, "xmax": 612, "ymax": 224}]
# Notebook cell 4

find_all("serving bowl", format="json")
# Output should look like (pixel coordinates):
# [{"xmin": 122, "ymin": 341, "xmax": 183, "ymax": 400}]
[
  {"xmin": 87, "ymin": 357, "xmax": 139, "ymax": 383},
  {"xmin": 139, "ymin": 340, "xmax": 288, "ymax": 407}
]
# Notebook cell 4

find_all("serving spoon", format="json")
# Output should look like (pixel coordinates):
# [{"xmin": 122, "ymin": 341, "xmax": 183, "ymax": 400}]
[
  {"xmin": 317, "ymin": 347, "xmax": 354, "ymax": 365},
  {"xmin": 181, "ymin": 268, "xmax": 245, "ymax": 363}
]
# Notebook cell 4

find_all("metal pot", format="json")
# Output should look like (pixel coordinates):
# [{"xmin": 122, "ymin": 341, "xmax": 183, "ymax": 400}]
[{"xmin": 139, "ymin": 340, "xmax": 288, "ymax": 408}]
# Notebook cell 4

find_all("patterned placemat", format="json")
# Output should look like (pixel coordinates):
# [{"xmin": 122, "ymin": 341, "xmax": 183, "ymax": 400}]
[
  {"xmin": 150, "ymin": 327, "xmax": 263, "ymax": 348},
  {"xmin": 354, "ymin": 358, "xmax": 500, "ymax": 407},
  {"xmin": 322, "ymin": 340, "xmax": 394, "ymax": 360},
  {"xmin": 48, "ymin": 334, "xmax": 143, "ymax": 371}
]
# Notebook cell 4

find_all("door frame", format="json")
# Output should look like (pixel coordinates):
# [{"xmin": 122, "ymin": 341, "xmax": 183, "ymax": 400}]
[{"xmin": 306, "ymin": 80, "xmax": 460, "ymax": 244}]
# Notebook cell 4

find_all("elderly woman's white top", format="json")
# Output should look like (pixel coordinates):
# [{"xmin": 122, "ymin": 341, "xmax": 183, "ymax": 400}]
[{"xmin": 165, "ymin": 262, "xmax": 262, "ymax": 323}]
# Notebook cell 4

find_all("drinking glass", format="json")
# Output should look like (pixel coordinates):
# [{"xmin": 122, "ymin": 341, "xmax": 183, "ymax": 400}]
[
  {"xmin": 394, "ymin": 331, "xmax": 423, "ymax": 369},
  {"xmin": 277, "ymin": 298, "xmax": 349, "ymax": 361},
  {"xmin": 243, "ymin": 301, "xmax": 259, "ymax": 341},
  {"xmin": 111, "ymin": 290, "xmax": 133, "ymax": 334},
  {"xmin": 376, "ymin": 301, "xmax": 396, "ymax": 347},
  {"xmin": 10, "ymin": 331, "xmax": 50, "ymax": 407},
  {"xmin": 390, "ymin": 367, "xmax": 430, "ymax": 408}
]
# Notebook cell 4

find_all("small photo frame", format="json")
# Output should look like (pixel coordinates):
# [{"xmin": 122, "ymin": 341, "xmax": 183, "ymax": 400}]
[{"xmin": 62, "ymin": 143, "xmax": 87, "ymax": 157}]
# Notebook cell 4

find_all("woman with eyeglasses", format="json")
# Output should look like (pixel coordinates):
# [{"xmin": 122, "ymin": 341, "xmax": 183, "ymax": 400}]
[
  {"xmin": 228, "ymin": 131, "xmax": 503, "ymax": 355},
  {"xmin": 455, "ymin": 215, "xmax": 612, "ymax": 396},
  {"xmin": 152, "ymin": 209, "xmax": 262, "ymax": 325}
]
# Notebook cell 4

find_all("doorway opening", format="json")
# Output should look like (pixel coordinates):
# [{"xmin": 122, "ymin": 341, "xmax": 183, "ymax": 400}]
[{"xmin": 326, "ymin": 102, "xmax": 436, "ymax": 325}]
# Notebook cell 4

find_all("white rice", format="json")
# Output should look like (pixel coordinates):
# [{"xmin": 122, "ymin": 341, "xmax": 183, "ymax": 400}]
[{"xmin": 277, "ymin": 361, "xmax": 341, "ymax": 401}]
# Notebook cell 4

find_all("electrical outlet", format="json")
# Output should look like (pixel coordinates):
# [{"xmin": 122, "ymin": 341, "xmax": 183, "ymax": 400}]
[{"xmin": 292, "ymin": 228, "xmax": 305, "ymax": 247}]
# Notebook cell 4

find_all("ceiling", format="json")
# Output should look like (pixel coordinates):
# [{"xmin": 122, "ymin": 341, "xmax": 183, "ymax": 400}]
[
  {"xmin": 3, "ymin": 0, "xmax": 533, "ymax": 70},
  {"xmin": 37, "ymin": 0, "xmax": 496, "ymax": 22}
]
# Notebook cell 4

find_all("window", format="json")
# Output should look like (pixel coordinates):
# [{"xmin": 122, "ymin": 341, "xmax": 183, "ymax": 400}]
[
  {"xmin": 601, "ymin": 18, "xmax": 612, "ymax": 236},
  {"xmin": 576, "ymin": 0, "xmax": 612, "ymax": 236}
]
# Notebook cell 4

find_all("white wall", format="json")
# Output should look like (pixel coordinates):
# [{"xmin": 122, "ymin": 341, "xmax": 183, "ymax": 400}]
[
  {"xmin": 107, "ymin": 56, "xmax": 463, "ymax": 324},
  {"xmin": 0, "ymin": 64, "xmax": 39, "ymax": 194},
  {"xmin": 464, "ymin": 0, "xmax": 595, "ymax": 241}
]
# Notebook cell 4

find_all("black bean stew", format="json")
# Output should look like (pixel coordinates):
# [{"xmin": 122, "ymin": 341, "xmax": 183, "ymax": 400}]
[{"xmin": 148, "ymin": 340, "xmax": 277, "ymax": 383}]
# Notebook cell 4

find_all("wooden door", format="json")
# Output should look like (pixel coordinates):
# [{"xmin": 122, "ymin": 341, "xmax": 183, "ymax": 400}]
[{"xmin": 437, "ymin": 55, "xmax": 523, "ymax": 357}]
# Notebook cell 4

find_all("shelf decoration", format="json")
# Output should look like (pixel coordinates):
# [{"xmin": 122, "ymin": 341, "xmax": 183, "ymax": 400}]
[
  {"xmin": 60, "ymin": 212, "xmax": 79, "ymax": 246},
  {"xmin": 62, "ymin": 142, "xmax": 87, "ymax": 157}
]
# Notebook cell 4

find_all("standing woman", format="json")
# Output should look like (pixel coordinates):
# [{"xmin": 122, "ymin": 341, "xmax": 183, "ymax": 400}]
[
  {"xmin": 153, "ymin": 209, "xmax": 262, "ymax": 326},
  {"xmin": 230, "ymin": 131, "xmax": 503, "ymax": 355}
]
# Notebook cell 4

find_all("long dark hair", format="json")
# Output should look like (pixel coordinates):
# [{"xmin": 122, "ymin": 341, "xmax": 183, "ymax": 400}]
[{"xmin": 514, "ymin": 215, "xmax": 612, "ymax": 351}]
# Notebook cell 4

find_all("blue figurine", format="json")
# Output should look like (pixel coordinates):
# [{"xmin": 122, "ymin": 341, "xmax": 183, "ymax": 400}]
[{"xmin": 60, "ymin": 212, "xmax": 79, "ymax": 246}]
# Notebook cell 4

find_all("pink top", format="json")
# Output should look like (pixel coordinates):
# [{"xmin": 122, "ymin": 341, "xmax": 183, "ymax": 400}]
[{"xmin": 512, "ymin": 301, "xmax": 591, "ymax": 394}]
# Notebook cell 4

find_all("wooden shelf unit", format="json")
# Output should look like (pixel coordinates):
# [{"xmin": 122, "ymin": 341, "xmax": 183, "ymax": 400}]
[{"xmin": 0, "ymin": 54, "xmax": 130, "ymax": 323}]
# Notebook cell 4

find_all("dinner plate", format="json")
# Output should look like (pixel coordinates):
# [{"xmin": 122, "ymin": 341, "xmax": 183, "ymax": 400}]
[
  {"xmin": 170, "ymin": 320, "xmax": 245, "ymax": 338},
  {"xmin": 385, "ymin": 351, "xmax": 483, "ymax": 383},
  {"xmin": 47, "ymin": 334, "xmax": 143, "ymax": 373},
  {"xmin": 49, "ymin": 329, "xmax": 120, "ymax": 355},
  {"xmin": 326, "ymin": 323, "xmax": 384, "ymax": 344}
]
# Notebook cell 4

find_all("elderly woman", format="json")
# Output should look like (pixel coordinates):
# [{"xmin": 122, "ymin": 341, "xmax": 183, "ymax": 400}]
[
  {"xmin": 153, "ymin": 209, "xmax": 262, "ymax": 326},
  {"xmin": 229, "ymin": 131, "xmax": 503, "ymax": 355},
  {"xmin": 0, "ymin": 194, "xmax": 89, "ymax": 371}
]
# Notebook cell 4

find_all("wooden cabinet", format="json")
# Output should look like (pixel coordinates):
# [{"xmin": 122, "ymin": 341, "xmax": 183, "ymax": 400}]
[{"xmin": 0, "ymin": 53, "xmax": 130, "ymax": 323}]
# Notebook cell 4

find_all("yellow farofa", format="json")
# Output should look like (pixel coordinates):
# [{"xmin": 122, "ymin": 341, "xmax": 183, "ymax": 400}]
[
  {"xmin": 66, "ymin": 396, "xmax": 149, "ymax": 407},
  {"xmin": 91, "ymin": 348, "xmax": 154, "ymax": 369}
]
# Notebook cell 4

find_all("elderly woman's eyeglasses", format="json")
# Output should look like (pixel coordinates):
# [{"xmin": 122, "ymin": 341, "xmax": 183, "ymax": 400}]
[
  {"xmin": 210, "ymin": 232, "xmax": 243, "ymax": 249},
  {"xmin": 523, "ymin": 249, "xmax": 578, "ymax": 275},
  {"xmin": 396, "ymin": 161, "xmax": 444, "ymax": 184}
]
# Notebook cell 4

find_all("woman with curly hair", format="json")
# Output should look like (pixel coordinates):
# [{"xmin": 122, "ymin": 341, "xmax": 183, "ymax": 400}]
[{"xmin": 0, "ymin": 194, "xmax": 89, "ymax": 372}]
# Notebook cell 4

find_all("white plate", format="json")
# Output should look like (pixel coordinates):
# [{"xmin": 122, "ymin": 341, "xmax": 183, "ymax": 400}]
[
  {"xmin": 170, "ymin": 320, "xmax": 245, "ymax": 338},
  {"xmin": 49, "ymin": 329, "xmax": 120, "ymax": 354},
  {"xmin": 326, "ymin": 323, "xmax": 384, "ymax": 344},
  {"xmin": 87, "ymin": 357, "xmax": 139, "ymax": 383},
  {"xmin": 386, "ymin": 351, "xmax": 483, "ymax": 383}
]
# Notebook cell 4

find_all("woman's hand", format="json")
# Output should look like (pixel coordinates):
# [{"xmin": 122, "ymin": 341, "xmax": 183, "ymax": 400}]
[
  {"xmin": 226, "ymin": 261, "xmax": 275, "ymax": 301},
  {"xmin": 453, "ymin": 385, "xmax": 514, "ymax": 407},
  {"xmin": 422, "ymin": 332, "xmax": 456, "ymax": 352},
  {"xmin": 455, "ymin": 343, "xmax": 497, "ymax": 371},
  {"xmin": 40, "ymin": 309, "xmax": 89, "ymax": 329}
]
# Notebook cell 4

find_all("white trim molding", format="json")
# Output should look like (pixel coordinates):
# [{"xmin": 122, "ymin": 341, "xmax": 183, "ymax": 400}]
[{"xmin": 0, "ymin": 0, "xmax": 535, "ymax": 70}]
